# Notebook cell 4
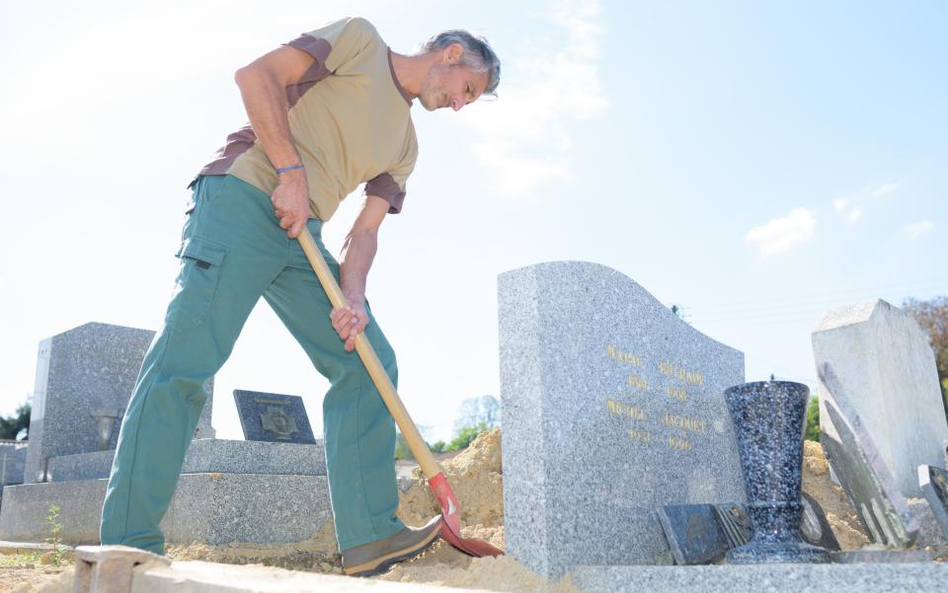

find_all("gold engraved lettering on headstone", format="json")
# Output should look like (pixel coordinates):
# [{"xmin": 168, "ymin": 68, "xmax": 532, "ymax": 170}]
[
  {"xmin": 628, "ymin": 374, "xmax": 649, "ymax": 391},
  {"xmin": 606, "ymin": 344, "xmax": 643, "ymax": 366},
  {"xmin": 657, "ymin": 361, "xmax": 705, "ymax": 386},
  {"xmin": 629, "ymin": 429, "xmax": 652, "ymax": 443},
  {"xmin": 606, "ymin": 398, "xmax": 647, "ymax": 421},
  {"xmin": 660, "ymin": 412, "xmax": 707, "ymax": 435},
  {"xmin": 666, "ymin": 436, "xmax": 693, "ymax": 451},
  {"xmin": 666, "ymin": 386, "xmax": 688, "ymax": 401}
]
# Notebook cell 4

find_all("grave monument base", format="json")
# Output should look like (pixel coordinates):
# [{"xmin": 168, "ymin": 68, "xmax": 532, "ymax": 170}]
[
  {"xmin": 572, "ymin": 563, "xmax": 947, "ymax": 593},
  {"xmin": 0, "ymin": 472, "xmax": 332, "ymax": 546}
]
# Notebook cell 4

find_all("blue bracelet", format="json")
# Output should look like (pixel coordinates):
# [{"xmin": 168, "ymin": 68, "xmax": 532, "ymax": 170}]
[{"xmin": 276, "ymin": 163, "xmax": 304, "ymax": 174}]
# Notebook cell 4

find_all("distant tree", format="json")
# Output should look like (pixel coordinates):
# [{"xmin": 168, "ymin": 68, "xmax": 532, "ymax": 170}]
[
  {"xmin": 430, "ymin": 441, "xmax": 446, "ymax": 454},
  {"xmin": 903, "ymin": 296, "xmax": 948, "ymax": 418},
  {"xmin": 394, "ymin": 431, "xmax": 413, "ymax": 461},
  {"xmin": 804, "ymin": 396, "xmax": 820, "ymax": 442},
  {"xmin": 0, "ymin": 404, "xmax": 30, "ymax": 441},
  {"xmin": 453, "ymin": 395, "xmax": 500, "ymax": 434},
  {"xmin": 444, "ymin": 422, "xmax": 490, "ymax": 453}
]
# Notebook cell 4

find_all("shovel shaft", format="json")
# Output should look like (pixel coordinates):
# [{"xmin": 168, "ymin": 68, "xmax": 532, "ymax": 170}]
[{"xmin": 297, "ymin": 227, "xmax": 441, "ymax": 479}]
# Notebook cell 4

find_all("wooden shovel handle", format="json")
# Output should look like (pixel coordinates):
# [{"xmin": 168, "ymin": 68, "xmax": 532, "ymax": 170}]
[{"xmin": 297, "ymin": 227, "xmax": 441, "ymax": 479}]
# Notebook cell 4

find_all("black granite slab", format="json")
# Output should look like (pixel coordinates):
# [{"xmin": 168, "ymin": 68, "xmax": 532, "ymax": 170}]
[
  {"xmin": 233, "ymin": 390, "xmax": 317, "ymax": 444},
  {"xmin": 918, "ymin": 464, "xmax": 948, "ymax": 541}
]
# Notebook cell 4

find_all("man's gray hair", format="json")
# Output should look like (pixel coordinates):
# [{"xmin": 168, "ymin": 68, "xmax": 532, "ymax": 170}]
[{"xmin": 421, "ymin": 30, "xmax": 501, "ymax": 97}]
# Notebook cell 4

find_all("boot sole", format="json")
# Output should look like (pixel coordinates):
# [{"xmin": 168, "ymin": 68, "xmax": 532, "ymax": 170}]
[{"xmin": 344, "ymin": 531, "xmax": 442, "ymax": 577}]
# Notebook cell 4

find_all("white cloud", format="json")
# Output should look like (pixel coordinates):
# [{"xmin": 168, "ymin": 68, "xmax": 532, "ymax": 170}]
[
  {"xmin": 458, "ymin": 0, "xmax": 609, "ymax": 196},
  {"xmin": 833, "ymin": 198, "xmax": 848, "ymax": 213},
  {"xmin": 903, "ymin": 220, "xmax": 933, "ymax": 240},
  {"xmin": 745, "ymin": 208, "xmax": 816, "ymax": 257},
  {"xmin": 870, "ymin": 181, "xmax": 900, "ymax": 198},
  {"xmin": 846, "ymin": 207, "xmax": 862, "ymax": 224}
]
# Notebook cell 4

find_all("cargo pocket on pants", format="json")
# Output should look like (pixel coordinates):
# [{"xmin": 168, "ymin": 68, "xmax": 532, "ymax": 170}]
[{"xmin": 166, "ymin": 236, "xmax": 229, "ymax": 333}]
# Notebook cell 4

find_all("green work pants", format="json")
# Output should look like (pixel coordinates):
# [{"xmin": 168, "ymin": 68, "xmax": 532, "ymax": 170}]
[{"xmin": 100, "ymin": 174, "xmax": 405, "ymax": 553}]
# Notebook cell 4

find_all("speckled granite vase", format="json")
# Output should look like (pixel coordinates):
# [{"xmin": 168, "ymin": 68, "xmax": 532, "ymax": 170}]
[{"xmin": 724, "ymin": 381, "xmax": 830, "ymax": 563}]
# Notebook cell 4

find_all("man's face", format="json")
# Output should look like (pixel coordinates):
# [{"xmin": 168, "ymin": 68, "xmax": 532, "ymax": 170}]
[{"xmin": 418, "ymin": 45, "xmax": 491, "ymax": 112}]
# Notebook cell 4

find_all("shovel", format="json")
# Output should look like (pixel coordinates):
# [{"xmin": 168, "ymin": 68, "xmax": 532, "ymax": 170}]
[{"xmin": 298, "ymin": 227, "xmax": 503, "ymax": 558}]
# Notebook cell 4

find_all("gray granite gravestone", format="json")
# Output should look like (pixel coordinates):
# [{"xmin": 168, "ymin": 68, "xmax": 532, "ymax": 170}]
[
  {"xmin": 499, "ymin": 261, "xmax": 746, "ymax": 577},
  {"xmin": 23, "ymin": 322, "xmax": 215, "ymax": 484},
  {"xmin": 0, "ymin": 442, "xmax": 27, "ymax": 486},
  {"xmin": 818, "ymin": 364, "xmax": 918, "ymax": 548},
  {"xmin": 812, "ymin": 300, "xmax": 948, "ymax": 498},
  {"xmin": 233, "ymin": 390, "xmax": 317, "ymax": 444}
]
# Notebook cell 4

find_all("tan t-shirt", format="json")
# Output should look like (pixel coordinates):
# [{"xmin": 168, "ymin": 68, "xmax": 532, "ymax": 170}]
[{"xmin": 198, "ymin": 17, "xmax": 417, "ymax": 222}]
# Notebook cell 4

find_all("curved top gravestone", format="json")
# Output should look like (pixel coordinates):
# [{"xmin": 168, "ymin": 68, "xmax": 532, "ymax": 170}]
[{"xmin": 499, "ymin": 261, "xmax": 746, "ymax": 577}]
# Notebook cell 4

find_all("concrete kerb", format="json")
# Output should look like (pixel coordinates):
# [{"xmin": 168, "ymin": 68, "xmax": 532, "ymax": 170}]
[{"xmin": 64, "ymin": 546, "xmax": 497, "ymax": 593}]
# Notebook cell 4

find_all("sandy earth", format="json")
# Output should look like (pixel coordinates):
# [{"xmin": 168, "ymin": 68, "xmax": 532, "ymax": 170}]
[
  {"xmin": 801, "ymin": 439, "xmax": 871, "ymax": 550},
  {"xmin": 3, "ymin": 431, "xmax": 908, "ymax": 593}
]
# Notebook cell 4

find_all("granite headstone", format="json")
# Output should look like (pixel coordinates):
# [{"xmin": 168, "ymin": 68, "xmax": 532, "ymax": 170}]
[
  {"xmin": 233, "ymin": 390, "xmax": 317, "ymax": 444},
  {"xmin": 23, "ymin": 322, "xmax": 215, "ymax": 484},
  {"xmin": 812, "ymin": 300, "xmax": 948, "ymax": 498},
  {"xmin": 499, "ymin": 261, "xmax": 746, "ymax": 577},
  {"xmin": 819, "ymin": 364, "xmax": 918, "ymax": 548}
]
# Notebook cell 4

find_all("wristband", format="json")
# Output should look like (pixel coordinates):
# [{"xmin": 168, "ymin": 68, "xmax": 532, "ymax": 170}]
[{"xmin": 276, "ymin": 163, "xmax": 304, "ymax": 174}]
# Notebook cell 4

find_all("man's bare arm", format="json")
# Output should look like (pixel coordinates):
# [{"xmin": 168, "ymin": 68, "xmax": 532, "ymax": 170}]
[
  {"xmin": 330, "ymin": 196, "xmax": 390, "ymax": 352},
  {"xmin": 234, "ymin": 46, "xmax": 317, "ymax": 238}
]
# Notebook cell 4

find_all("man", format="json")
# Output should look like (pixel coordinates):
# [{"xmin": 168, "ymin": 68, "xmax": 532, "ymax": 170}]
[{"xmin": 99, "ymin": 16, "xmax": 500, "ymax": 577}]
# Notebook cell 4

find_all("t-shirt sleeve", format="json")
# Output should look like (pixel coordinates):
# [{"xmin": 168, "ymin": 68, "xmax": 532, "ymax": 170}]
[
  {"xmin": 284, "ymin": 17, "xmax": 379, "ymax": 79},
  {"xmin": 365, "ymin": 134, "xmax": 418, "ymax": 215}
]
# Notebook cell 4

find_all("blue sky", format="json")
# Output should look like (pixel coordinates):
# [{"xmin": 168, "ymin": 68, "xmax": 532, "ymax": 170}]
[{"xmin": 0, "ymin": 1, "xmax": 944, "ymax": 441}]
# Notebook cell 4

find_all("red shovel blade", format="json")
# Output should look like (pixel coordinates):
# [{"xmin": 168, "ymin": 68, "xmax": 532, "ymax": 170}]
[{"xmin": 428, "ymin": 473, "xmax": 504, "ymax": 557}]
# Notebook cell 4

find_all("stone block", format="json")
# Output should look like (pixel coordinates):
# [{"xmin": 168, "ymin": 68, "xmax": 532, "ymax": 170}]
[
  {"xmin": 499, "ymin": 261, "xmax": 745, "ymax": 577},
  {"xmin": 45, "ymin": 439, "xmax": 327, "ymax": 482},
  {"xmin": 571, "ymin": 564, "xmax": 948, "ymax": 593},
  {"xmin": 0, "ymin": 441, "xmax": 27, "ymax": 486},
  {"xmin": 24, "ymin": 323, "xmax": 215, "ymax": 484},
  {"xmin": 812, "ymin": 300, "xmax": 948, "ymax": 498},
  {"xmin": 0, "ymin": 474, "xmax": 331, "ymax": 546}
]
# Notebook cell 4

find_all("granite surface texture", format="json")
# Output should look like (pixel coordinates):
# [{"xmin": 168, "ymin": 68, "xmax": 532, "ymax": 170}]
[
  {"xmin": 233, "ymin": 390, "xmax": 317, "ymax": 444},
  {"xmin": 819, "ymin": 364, "xmax": 919, "ymax": 548},
  {"xmin": 571, "ymin": 564, "xmax": 948, "ymax": 593},
  {"xmin": 724, "ymin": 381, "xmax": 830, "ymax": 564},
  {"xmin": 499, "ymin": 261, "xmax": 746, "ymax": 577},
  {"xmin": 812, "ymin": 300, "xmax": 948, "ymax": 498},
  {"xmin": 916, "ymin": 466, "xmax": 948, "ymax": 547},
  {"xmin": 0, "ymin": 474, "xmax": 332, "ymax": 546},
  {"xmin": 0, "ymin": 442, "xmax": 27, "ymax": 485},
  {"xmin": 23, "ymin": 322, "xmax": 215, "ymax": 484},
  {"xmin": 46, "ymin": 438, "xmax": 327, "ymax": 482}
]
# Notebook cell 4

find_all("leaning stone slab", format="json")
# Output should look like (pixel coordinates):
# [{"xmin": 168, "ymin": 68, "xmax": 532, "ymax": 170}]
[
  {"xmin": 499, "ymin": 261, "xmax": 745, "ymax": 577},
  {"xmin": 571, "ymin": 564, "xmax": 948, "ymax": 593},
  {"xmin": 818, "ymin": 364, "xmax": 919, "ymax": 548},
  {"xmin": 46, "ymin": 438, "xmax": 327, "ymax": 482},
  {"xmin": 0, "ymin": 474, "xmax": 331, "ymax": 546},
  {"xmin": 812, "ymin": 300, "xmax": 948, "ymax": 498}
]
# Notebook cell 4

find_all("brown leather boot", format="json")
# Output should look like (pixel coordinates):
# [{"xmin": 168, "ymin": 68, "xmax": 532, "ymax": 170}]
[{"xmin": 340, "ymin": 516, "xmax": 442, "ymax": 576}]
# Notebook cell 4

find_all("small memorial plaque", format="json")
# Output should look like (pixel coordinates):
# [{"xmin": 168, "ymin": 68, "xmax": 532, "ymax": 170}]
[{"xmin": 233, "ymin": 390, "xmax": 317, "ymax": 444}]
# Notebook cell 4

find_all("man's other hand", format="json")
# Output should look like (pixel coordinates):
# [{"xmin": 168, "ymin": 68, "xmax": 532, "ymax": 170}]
[
  {"xmin": 271, "ymin": 169, "xmax": 310, "ymax": 238},
  {"xmin": 330, "ymin": 301, "xmax": 369, "ymax": 352}
]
